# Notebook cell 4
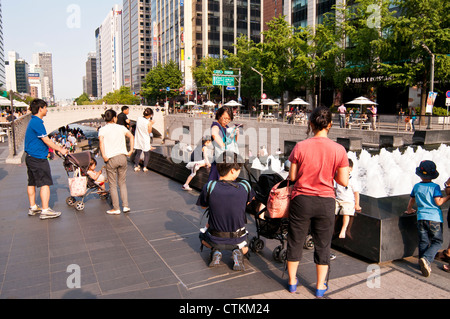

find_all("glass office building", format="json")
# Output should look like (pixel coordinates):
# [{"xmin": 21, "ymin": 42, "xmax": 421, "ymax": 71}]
[{"xmin": 122, "ymin": 0, "xmax": 152, "ymax": 93}]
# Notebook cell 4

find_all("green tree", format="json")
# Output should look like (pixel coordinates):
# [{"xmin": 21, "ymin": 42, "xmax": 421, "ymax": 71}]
[
  {"xmin": 381, "ymin": 0, "xmax": 450, "ymax": 115},
  {"xmin": 191, "ymin": 56, "xmax": 226, "ymax": 100},
  {"xmin": 74, "ymin": 92, "xmax": 90, "ymax": 105},
  {"xmin": 142, "ymin": 60, "xmax": 183, "ymax": 102},
  {"xmin": 103, "ymin": 86, "xmax": 140, "ymax": 105}
]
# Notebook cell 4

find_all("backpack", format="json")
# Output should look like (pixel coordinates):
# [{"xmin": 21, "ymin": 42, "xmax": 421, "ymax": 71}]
[{"xmin": 267, "ymin": 179, "xmax": 292, "ymax": 219}]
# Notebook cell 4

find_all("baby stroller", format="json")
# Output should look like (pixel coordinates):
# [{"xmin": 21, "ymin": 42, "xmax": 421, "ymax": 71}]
[
  {"xmin": 62, "ymin": 151, "xmax": 109, "ymax": 211},
  {"xmin": 246, "ymin": 171, "xmax": 314, "ymax": 263}
]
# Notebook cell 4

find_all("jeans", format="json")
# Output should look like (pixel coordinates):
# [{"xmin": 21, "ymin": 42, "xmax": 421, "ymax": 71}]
[
  {"xmin": 417, "ymin": 220, "xmax": 443, "ymax": 263},
  {"xmin": 339, "ymin": 114, "xmax": 345, "ymax": 128},
  {"xmin": 105, "ymin": 154, "xmax": 129, "ymax": 210}
]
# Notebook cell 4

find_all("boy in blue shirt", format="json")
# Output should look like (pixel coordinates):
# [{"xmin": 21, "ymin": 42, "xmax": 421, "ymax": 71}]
[
  {"xmin": 25, "ymin": 99, "xmax": 68, "ymax": 220},
  {"xmin": 405, "ymin": 160, "xmax": 450, "ymax": 277},
  {"xmin": 197, "ymin": 152, "xmax": 255, "ymax": 271}
]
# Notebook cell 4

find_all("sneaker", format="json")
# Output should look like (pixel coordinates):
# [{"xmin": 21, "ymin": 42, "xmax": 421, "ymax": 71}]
[
  {"xmin": 142, "ymin": 167, "xmax": 148, "ymax": 172},
  {"xmin": 209, "ymin": 250, "xmax": 222, "ymax": 267},
  {"xmin": 134, "ymin": 166, "xmax": 140, "ymax": 172},
  {"xmin": 40, "ymin": 208, "xmax": 61, "ymax": 220},
  {"xmin": 28, "ymin": 205, "xmax": 42, "ymax": 216},
  {"xmin": 123, "ymin": 207, "xmax": 131, "ymax": 213},
  {"xmin": 106, "ymin": 209, "xmax": 121, "ymax": 215},
  {"xmin": 330, "ymin": 253, "xmax": 337, "ymax": 261},
  {"xmin": 419, "ymin": 257, "xmax": 431, "ymax": 277},
  {"xmin": 182, "ymin": 185, "xmax": 192, "ymax": 191},
  {"xmin": 232, "ymin": 249, "xmax": 245, "ymax": 271}
]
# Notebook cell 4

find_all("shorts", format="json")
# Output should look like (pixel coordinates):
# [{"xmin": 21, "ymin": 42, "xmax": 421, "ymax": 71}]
[
  {"xmin": 26, "ymin": 154, "xmax": 53, "ymax": 188},
  {"xmin": 335, "ymin": 200, "xmax": 355, "ymax": 216}
]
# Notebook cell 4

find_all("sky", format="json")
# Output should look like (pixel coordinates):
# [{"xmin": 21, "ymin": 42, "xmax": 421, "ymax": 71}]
[{"xmin": 3, "ymin": 0, "xmax": 120, "ymax": 100}]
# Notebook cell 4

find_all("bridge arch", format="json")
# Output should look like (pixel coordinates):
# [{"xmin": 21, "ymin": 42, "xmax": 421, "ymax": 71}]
[{"xmin": 44, "ymin": 104, "xmax": 166, "ymax": 137}]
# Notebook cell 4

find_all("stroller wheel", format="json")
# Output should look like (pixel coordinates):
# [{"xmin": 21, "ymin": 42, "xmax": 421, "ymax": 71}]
[
  {"xmin": 272, "ymin": 245, "xmax": 282, "ymax": 262},
  {"xmin": 74, "ymin": 201, "xmax": 85, "ymax": 211},
  {"xmin": 66, "ymin": 197, "xmax": 76, "ymax": 207},
  {"xmin": 272, "ymin": 245, "xmax": 287, "ymax": 263},
  {"xmin": 250, "ymin": 237, "xmax": 265, "ymax": 253},
  {"xmin": 304, "ymin": 234, "xmax": 314, "ymax": 250}
]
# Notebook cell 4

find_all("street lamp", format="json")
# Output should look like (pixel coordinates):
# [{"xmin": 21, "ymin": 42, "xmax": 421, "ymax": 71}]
[
  {"xmin": 421, "ymin": 42, "xmax": 434, "ymax": 129},
  {"xmin": 251, "ymin": 67, "xmax": 264, "ymax": 100}
]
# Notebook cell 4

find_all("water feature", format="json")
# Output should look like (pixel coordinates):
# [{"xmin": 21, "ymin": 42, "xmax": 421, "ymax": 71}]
[
  {"xmin": 350, "ymin": 144, "xmax": 450, "ymax": 198},
  {"xmin": 250, "ymin": 144, "xmax": 450, "ymax": 198}
]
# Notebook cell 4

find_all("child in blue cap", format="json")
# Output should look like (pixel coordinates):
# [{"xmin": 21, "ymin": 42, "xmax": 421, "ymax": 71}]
[{"xmin": 405, "ymin": 160, "xmax": 450, "ymax": 277}]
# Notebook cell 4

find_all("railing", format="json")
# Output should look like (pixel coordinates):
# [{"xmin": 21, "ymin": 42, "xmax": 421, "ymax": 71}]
[{"xmin": 0, "ymin": 113, "xmax": 31, "ymax": 158}]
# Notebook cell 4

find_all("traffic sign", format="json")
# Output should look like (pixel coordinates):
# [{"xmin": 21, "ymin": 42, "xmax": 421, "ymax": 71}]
[
  {"xmin": 226, "ymin": 86, "xmax": 236, "ymax": 91},
  {"xmin": 166, "ymin": 87, "xmax": 170, "ymax": 92},
  {"xmin": 446, "ymin": 90, "xmax": 450, "ymax": 98},
  {"xmin": 261, "ymin": 93, "xmax": 267, "ymax": 99},
  {"xmin": 213, "ymin": 76, "xmax": 235, "ymax": 86},
  {"xmin": 213, "ymin": 70, "xmax": 223, "ymax": 74},
  {"xmin": 224, "ymin": 70, "xmax": 234, "ymax": 75}
]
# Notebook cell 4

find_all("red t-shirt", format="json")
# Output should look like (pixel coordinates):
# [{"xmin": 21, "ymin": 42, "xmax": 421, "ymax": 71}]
[{"xmin": 288, "ymin": 137, "xmax": 349, "ymax": 199}]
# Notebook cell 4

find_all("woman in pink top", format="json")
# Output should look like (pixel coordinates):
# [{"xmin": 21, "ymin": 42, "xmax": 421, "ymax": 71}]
[{"xmin": 286, "ymin": 106, "xmax": 349, "ymax": 297}]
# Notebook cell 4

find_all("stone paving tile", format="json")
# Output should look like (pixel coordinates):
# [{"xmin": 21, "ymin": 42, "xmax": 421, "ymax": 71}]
[{"xmin": 0, "ymin": 157, "xmax": 449, "ymax": 300}]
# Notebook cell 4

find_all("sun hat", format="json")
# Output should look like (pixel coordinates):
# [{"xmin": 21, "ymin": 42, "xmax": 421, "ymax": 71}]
[{"xmin": 415, "ymin": 160, "xmax": 439, "ymax": 180}]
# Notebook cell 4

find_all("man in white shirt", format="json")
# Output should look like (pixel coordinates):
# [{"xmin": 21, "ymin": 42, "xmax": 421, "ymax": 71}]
[{"xmin": 337, "ymin": 104, "xmax": 346, "ymax": 128}]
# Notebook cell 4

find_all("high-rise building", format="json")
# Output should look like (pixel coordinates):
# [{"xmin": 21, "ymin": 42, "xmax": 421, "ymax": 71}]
[
  {"xmin": 122, "ymin": 0, "xmax": 152, "ymax": 93},
  {"xmin": 85, "ymin": 52, "xmax": 98, "ymax": 98},
  {"xmin": 151, "ymin": 0, "xmax": 262, "ymax": 92},
  {"xmin": 5, "ymin": 51, "xmax": 29, "ymax": 94},
  {"xmin": 32, "ymin": 52, "xmax": 54, "ymax": 102},
  {"xmin": 97, "ymin": 5, "xmax": 123, "ymax": 97},
  {"xmin": 95, "ymin": 27, "xmax": 102, "ymax": 98},
  {"xmin": 0, "ymin": 0, "xmax": 5, "ymax": 88}
]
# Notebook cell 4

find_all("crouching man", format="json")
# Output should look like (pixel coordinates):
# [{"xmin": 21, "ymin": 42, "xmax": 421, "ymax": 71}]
[{"xmin": 197, "ymin": 152, "xmax": 255, "ymax": 271}]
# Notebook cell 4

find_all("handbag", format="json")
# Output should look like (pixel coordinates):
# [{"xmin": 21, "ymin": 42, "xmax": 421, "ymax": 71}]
[
  {"xmin": 68, "ymin": 168, "xmax": 87, "ymax": 197},
  {"xmin": 267, "ymin": 180, "xmax": 292, "ymax": 219}
]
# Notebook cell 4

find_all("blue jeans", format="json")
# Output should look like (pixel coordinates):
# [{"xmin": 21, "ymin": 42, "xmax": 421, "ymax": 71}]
[
  {"xmin": 339, "ymin": 115, "xmax": 345, "ymax": 128},
  {"xmin": 417, "ymin": 220, "xmax": 443, "ymax": 263}
]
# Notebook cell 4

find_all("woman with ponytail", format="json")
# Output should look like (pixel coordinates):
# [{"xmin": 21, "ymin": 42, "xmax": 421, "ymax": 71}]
[{"xmin": 286, "ymin": 106, "xmax": 349, "ymax": 297}]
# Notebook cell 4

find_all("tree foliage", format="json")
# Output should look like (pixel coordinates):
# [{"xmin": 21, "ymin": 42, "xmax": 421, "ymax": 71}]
[{"xmin": 141, "ymin": 60, "xmax": 183, "ymax": 102}]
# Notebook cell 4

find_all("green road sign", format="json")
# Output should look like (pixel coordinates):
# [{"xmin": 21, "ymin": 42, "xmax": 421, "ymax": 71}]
[
  {"xmin": 213, "ymin": 70, "xmax": 223, "ymax": 74},
  {"xmin": 224, "ymin": 70, "xmax": 234, "ymax": 75},
  {"xmin": 213, "ymin": 76, "xmax": 235, "ymax": 86}
]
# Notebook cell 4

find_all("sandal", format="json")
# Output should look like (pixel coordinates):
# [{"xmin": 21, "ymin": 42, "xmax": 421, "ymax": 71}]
[{"xmin": 443, "ymin": 264, "xmax": 450, "ymax": 273}]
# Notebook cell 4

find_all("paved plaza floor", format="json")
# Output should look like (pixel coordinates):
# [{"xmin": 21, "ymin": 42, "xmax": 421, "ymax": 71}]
[{"xmin": 0, "ymin": 148, "xmax": 449, "ymax": 304}]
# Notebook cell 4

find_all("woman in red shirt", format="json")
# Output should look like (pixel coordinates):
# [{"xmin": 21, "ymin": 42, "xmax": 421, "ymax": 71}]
[{"xmin": 286, "ymin": 106, "xmax": 349, "ymax": 297}]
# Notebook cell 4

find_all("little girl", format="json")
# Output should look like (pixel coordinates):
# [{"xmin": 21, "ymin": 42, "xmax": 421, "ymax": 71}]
[
  {"xmin": 182, "ymin": 136, "xmax": 212, "ymax": 191},
  {"xmin": 87, "ymin": 158, "xmax": 107, "ymax": 194}
]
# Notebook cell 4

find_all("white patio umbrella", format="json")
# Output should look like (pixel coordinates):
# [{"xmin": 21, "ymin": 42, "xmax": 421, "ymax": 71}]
[
  {"xmin": 184, "ymin": 101, "xmax": 197, "ymax": 112},
  {"xmin": 202, "ymin": 100, "xmax": 215, "ymax": 112},
  {"xmin": 345, "ymin": 96, "xmax": 377, "ymax": 113},
  {"xmin": 288, "ymin": 97, "xmax": 309, "ymax": 105},
  {"xmin": 259, "ymin": 98, "xmax": 279, "ymax": 114},
  {"xmin": 224, "ymin": 100, "xmax": 242, "ymax": 107},
  {"xmin": 0, "ymin": 96, "xmax": 29, "ymax": 108}
]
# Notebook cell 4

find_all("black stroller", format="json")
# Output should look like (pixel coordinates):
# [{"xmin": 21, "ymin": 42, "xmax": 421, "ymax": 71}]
[
  {"xmin": 62, "ymin": 151, "xmax": 109, "ymax": 211},
  {"xmin": 246, "ymin": 171, "xmax": 314, "ymax": 263}
]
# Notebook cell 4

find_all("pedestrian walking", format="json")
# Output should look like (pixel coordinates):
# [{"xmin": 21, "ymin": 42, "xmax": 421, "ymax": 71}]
[
  {"xmin": 405, "ymin": 161, "xmax": 450, "ymax": 277},
  {"xmin": 134, "ymin": 108, "xmax": 154, "ymax": 172},
  {"xmin": 99, "ymin": 109, "xmax": 134, "ymax": 215}
]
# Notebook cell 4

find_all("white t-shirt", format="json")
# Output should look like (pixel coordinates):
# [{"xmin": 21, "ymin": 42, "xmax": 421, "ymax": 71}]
[
  {"xmin": 98, "ymin": 123, "xmax": 129, "ymax": 159},
  {"xmin": 335, "ymin": 174, "xmax": 361, "ymax": 203}
]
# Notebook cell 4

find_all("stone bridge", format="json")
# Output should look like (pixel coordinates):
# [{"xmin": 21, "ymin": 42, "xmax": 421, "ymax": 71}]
[
  {"xmin": 4, "ymin": 104, "xmax": 166, "ymax": 164},
  {"xmin": 44, "ymin": 104, "xmax": 166, "ymax": 136}
]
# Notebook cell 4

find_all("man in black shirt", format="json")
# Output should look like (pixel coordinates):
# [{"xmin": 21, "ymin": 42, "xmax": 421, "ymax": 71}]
[{"xmin": 117, "ymin": 106, "xmax": 130, "ymax": 129}]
